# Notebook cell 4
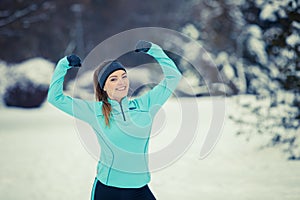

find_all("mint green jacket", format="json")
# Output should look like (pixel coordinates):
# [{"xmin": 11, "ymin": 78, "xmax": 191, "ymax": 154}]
[{"xmin": 47, "ymin": 44, "xmax": 182, "ymax": 188}]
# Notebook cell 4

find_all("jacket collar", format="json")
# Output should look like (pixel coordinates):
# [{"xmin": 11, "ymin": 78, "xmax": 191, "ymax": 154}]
[
  {"xmin": 95, "ymin": 96, "xmax": 137, "ymax": 116},
  {"xmin": 108, "ymin": 96, "xmax": 129, "ymax": 114}
]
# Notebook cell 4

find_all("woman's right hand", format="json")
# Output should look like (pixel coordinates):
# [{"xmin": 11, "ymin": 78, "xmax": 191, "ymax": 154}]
[{"xmin": 67, "ymin": 54, "xmax": 82, "ymax": 67}]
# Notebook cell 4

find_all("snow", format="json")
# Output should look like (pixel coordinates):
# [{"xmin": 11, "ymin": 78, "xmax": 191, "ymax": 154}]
[
  {"xmin": 8, "ymin": 58, "xmax": 54, "ymax": 86},
  {"xmin": 229, "ymin": 93, "xmax": 300, "ymax": 159},
  {"xmin": 213, "ymin": 52, "xmax": 248, "ymax": 94},
  {"xmin": 181, "ymin": 23, "xmax": 200, "ymax": 40},
  {"xmin": 260, "ymin": 3, "xmax": 278, "ymax": 22},
  {"xmin": 246, "ymin": 25, "xmax": 268, "ymax": 65},
  {"xmin": 0, "ymin": 62, "xmax": 8, "ymax": 105},
  {"xmin": 286, "ymin": 33, "xmax": 300, "ymax": 48},
  {"xmin": 215, "ymin": 52, "xmax": 235, "ymax": 79},
  {"xmin": 0, "ymin": 58, "xmax": 54, "ymax": 105},
  {"xmin": 259, "ymin": 0, "xmax": 291, "ymax": 21},
  {"xmin": 292, "ymin": 21, "xmax": 300, "ymax": 29},
  {"xmin": 1, "ymin": 96, "xmax": 300, "ymax": 200},
  {"xmin": 247, "ymin": 25, "xmax": 262, "ymax": 38}
]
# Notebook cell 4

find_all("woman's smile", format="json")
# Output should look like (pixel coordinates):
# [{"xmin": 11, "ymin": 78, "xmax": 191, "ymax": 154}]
[{"xmin": 116, "ymin": 86, "xmax": 126, "ymax": 91}]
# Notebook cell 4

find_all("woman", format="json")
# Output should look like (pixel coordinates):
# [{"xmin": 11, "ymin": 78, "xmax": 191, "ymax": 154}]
[{"xmin": 47, "ymin": 41, "xmax": 182, "ymax": 200}]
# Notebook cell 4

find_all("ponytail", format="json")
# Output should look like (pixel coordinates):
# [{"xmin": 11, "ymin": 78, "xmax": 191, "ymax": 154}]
[{"xmin": 93, "ymin": 61, "xmax": 113, "ymax": 126}]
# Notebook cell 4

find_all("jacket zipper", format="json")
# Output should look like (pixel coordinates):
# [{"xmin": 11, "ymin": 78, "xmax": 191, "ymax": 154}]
[{"xmin": 119, "ymin": 102, "xmax": 126, "ymax": 121}]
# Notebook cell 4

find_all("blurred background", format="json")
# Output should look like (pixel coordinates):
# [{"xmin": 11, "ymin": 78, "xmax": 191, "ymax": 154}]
[{"xmin": 0, "ymin": 0, "xmax": 299, "ymax": 199}]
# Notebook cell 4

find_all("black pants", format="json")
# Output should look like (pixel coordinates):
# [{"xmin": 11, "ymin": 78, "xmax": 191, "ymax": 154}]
[{"xmin": 91, "ymin": 178, "xmax": 156, "ymax": 200}]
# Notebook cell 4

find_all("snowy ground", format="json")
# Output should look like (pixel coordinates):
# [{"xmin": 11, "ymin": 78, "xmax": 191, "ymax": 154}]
[{"xmin": 0, "ymin": 97, "xmax": 300, "ymax": 200}]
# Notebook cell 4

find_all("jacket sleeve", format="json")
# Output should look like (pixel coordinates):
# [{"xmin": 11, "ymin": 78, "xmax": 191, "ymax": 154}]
[
  {"xmin": 47, "ymin": 56, "xmax": 96, "ymax": 123},
  {"xmin": 135, "ymin": 43, "xmax": 182, "ymax": 112}
]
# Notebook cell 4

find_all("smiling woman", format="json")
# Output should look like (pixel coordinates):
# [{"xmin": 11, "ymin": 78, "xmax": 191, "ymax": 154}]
[
  {"xmin": 93, "ymin": 60, "xmax": 129, "ymax": 126},
  {"xmin": 47, "ymin": 40, "xmax": 182, "ymax": 200},
  {"xmin": 101, "ymin": 65, "xmax": 128, "ymax": 100}
]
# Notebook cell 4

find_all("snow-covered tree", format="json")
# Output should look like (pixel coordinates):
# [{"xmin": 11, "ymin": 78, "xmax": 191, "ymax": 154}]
[
  {"xmin": 184, "ymin": 0, "xmax": 300, "ymax": 159},
  {"xmin": 231, "ymin": 0, "xmax": 300, "ymax": 159}
]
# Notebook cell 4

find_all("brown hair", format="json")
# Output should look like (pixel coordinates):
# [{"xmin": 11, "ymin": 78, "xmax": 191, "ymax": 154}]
[{"xmin": 93, "ymin": 60, "xmax": 113, "ymax": 126}]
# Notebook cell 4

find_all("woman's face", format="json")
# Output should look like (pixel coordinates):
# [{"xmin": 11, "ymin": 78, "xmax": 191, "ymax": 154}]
[{"xmin": 103, "ymin": 70, "xmax": 129, "ymax": 102}]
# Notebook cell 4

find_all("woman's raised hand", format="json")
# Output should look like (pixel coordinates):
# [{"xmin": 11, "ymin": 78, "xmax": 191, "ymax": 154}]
[
  {"xmin": 67, "ymin": 54, "xmax": 82, "ymax": 67},
  {"xmin": 135, "ymin": 40, "xmax": 152, "ymax": 53}
]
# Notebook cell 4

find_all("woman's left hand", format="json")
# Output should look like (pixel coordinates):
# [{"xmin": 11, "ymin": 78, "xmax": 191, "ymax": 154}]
[{"xmin": 135, "ymin": 40, "xmax": 152, "ymax": 53}]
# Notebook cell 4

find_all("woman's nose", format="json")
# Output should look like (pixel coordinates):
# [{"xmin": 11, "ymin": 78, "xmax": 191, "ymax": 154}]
[{"xmin": 118, "ymin": 77, "xmax": 125, "ymax": 85}]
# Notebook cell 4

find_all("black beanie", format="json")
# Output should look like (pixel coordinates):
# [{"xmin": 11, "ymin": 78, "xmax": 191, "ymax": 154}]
[{"xmin": 98, "ymin": 60, "xmax": 126, "ymax": 89}]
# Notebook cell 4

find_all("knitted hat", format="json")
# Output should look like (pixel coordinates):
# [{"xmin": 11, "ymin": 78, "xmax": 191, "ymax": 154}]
[{"xmin": 98, "ymin": 60, "xmax": 126, "ymax": 89}]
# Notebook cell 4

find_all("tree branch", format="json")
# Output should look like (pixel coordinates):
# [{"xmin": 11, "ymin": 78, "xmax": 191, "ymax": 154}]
[{"xmin": 0, "ymin": 4, "xmax": 38, "ymax": 28}]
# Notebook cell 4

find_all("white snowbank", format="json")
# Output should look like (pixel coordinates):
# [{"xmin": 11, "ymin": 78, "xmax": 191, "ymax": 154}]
[
  {"xmin": 0, "ymin": 58, "xmax": 54, "ymax": 106},
  {"xmin": 9, "ymin": 58, "xmax": 54, "ymax": 86}
]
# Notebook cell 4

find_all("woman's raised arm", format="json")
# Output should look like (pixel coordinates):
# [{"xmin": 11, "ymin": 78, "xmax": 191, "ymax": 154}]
[
  {"xmin": 47, "ymin": 55, "xmax": 97, "ymax": 123},
  {"xmin": 134, "ymin": 41, "xmax": 182, "ymax": 111}
]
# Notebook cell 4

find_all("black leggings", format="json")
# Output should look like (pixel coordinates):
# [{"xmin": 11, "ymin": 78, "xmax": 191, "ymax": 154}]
[{"xmin": 91, "ymin": 178, "xmax": 156, "ymax": 200}]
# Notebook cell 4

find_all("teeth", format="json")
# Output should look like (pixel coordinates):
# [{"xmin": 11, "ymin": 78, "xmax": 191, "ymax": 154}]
[{"xmin": 116, "ymin": 87, "xmax": 126, "ymax": 91}]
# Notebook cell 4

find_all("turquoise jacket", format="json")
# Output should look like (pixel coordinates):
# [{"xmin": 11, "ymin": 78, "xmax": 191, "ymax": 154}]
[{"xmin": 47, "ymin": 43, "xmax": 182, "ymax": 188}]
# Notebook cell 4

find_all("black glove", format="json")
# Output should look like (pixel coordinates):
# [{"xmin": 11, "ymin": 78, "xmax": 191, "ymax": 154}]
[
  {"xmin": 135, "ymin": 40, "xmax": 152, "ymax": 53},
  {"xmin": 67, "ymin": 54, "xmax": 81, "ymax": 67}
]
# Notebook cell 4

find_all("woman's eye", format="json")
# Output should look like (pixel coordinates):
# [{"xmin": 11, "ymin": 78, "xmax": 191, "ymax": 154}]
[
  {"xmin": 122, "ymin": 75, "xmax": 127, "ymax": 79},
  {"xmin": 110, "ymin": 78, "xmax": 117, "ymax": 82}
]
